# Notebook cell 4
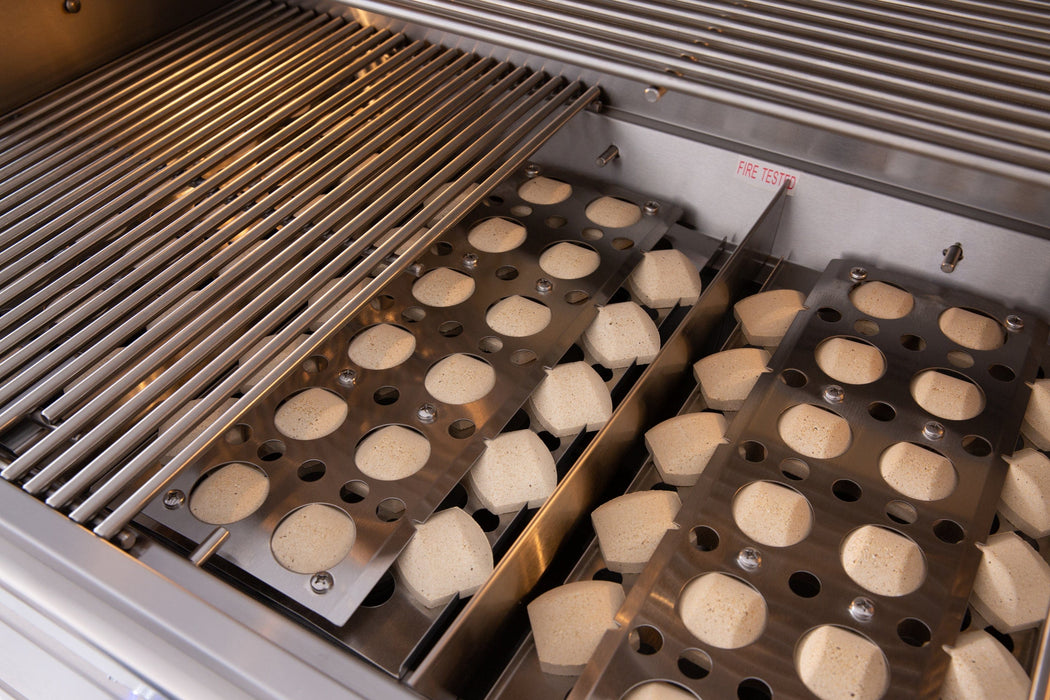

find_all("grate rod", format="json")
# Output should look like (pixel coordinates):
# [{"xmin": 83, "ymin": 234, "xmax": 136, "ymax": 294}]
[
  {"xmin": 0, "ymin": 40, "xmax": 440, "ymax": 388},
  {"xmin": 0, "ymin": 25, "xmax": 390, "ymax": 337},
  {"xmin": 417, "ymin": 0, "xmax": 1050, "ymax": 142},
  {"xmin": 0, "ymin": 12, "xmax": 339, "ymax": 258},
  {"xmin": 31, "ymin": 65, "xmax": 551, "ymax": 502},
  {"xmin": 0, "ymin": 0, "xmax": 258, "ymax": 141},
  {"xmin": 348, "ymin": 0, "xmax": 1050, "ymax": 176},
  {"xmin": 90, "ymin": 81, "xmax": 600, "ymax": 536},
  {"xmin": 0, "ymin": 41, "xmax": 464, "ymax": 430},
  {"xmin": 40, "ymin": 48, "xmax": 477, "ymax": 422},
  {"xmin": 0, "ymin": 20, "xmax": 375, "ymax": 296},
  {"xmin": 2, "ymin": 58, "xmax": 529, "ymax": 484},
  {"xmin": 0, "ymin": 5, "xmax": 301, "ymax": 182},
  {"xmin": 540, "ymin": 0, "xmax": 1050, "ymax": 112}
]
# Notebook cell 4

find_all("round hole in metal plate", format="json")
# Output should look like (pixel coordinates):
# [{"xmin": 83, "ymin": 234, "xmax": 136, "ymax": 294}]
[
  {"xmin": 373, "ymin": 386, "xmax": 399, "ymax": 405},
  {"xmin": 780, "ymin": 368, "xmax": 807, "ymax": 388},
  {"xmin": 478, "ymin": 336, "xmax": 503, "ymax": 354},
  {"xmin": 832, "ymin": 479, "xmax": 862, "ymax": 502},
  {"xmin": 495, "ymin": 265, "xmax": 518, "ymax": 281},
  {"xmin": 545, "ymin": 216, "xmax": 567, "ymax": 229},
  {"xmin": 402, "ymin": 306, "xmax": 426, "ymax": 323},
  {"xmin": 988, "ymin": 363, "xmax": 1016, "ymax": 382},
  {"xmin": 510, "ymin": 204, "xmax": 532, "ymax": 217},
  {"xmin": 853, "ymin": 319, "xmax": 879, "ymax": 336},
  {"xmin": 510, "ymin": 349, "xmax": 537, "ymax": 366},
  {"xmin": 339, "ymin": 480, "xmax": 369, "ymax": 504},
  {"xmin": 947, "ymin": 350, "xmax": 974, "ymax": 368},
  {"xmin": 564, "ymin": 290, "xmax": 590, "ymax": 305},
  {"xmin": 611, "ymin": 237, "xmax": 634, "ymax": 250},
  {"xmin": 581, "ymin": 227, "xmax": 603, "ymax": 241},
  {"xmin": 430, "ymin": 241, "xmax": 453, "ymax": 256},
  {"xmin": 898, "ymin": 618, "xmax": 931, "ymax": 647},
  {"xmin": 901, "ymin": 334, "xmax": 927, "ymax": 351},
  {"xmin": 486, "ymin": 194, "xmax": 503, "ymax": 206},
  {"xmin": 934, "ymin": 518, "xmax": 965, "ymax": 544},
  {"xmin": 257, "ymin": 440, "xmax": 285, "ymax": 462},
  {"xmin": 449, "ymin": 419, "xmax": 475, "ymax": 439},
  {"xmin": 780, "ymin": 458, "xmax": 810, "ymax": 481},
  {"xmin": 961, "ymin": 434, "xmax": 992, "ymax": 457},
  {"xmin": 788, "ymin": 571, "xmax": 821, "ymax": 598},
  {"xmin": 437, "ymin": 483, "xmax": 469, "ymax": 511},
  {"xmin": 868, "ymin": 401, "xmax": 896, "ymax": 422},
  {"xmin": 816, "ymin": 307, "xmax": 842, "ymax": 323},
  {"xmin": 303, "ymin": 355, "xmax": 328, "ymax": 373},
  {"xmin": 628, "ymin": 625, "xmax": 663, "ymax": 655},
  {"xmin": 370, "ymin": 294, "xmax": 395, "ymax": 311},
  {"xmin": 737, "ymin": 678, "xmax": 772, "ymax": 700},
  {"xmin": 297, "ymin": 460, "xmax": 325, "ymax": 482},
  {"xmin": 678, "ymin": 648, "xmax": 712, "ymax": 679},
  {"xmin": 224, "ymin": 423, "xmax": 252, "ymax": 445},
  {"xmin": 690, "ymin": 525, "xmax": 719, "ymax": 552},
  {"xmin": 438, "ymin": 320, "xmax": 463, "ymax": 337},
  {"xmin": 886, "ymin": 500, "xmax": 918, "ymax": 524},
  {"xmin": 738, "ymin": 441, "xmax": 766, "ymax": 463},
  {"xmin": 376, "ymin": 497, "xmax": 406, "ymax": 522}
]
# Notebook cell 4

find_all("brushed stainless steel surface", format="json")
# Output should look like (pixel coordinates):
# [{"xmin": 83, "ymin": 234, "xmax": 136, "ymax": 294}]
[
  {"xmin": 409, "ymin": 185, "xmax": 786, "ymax": 699},
  {"xmin": 576, "ymin": 259, "xmax": 1048, "ymax": 699},
  {"xmin": 315, "ymin": 0, "xmax": 1050, "ymax": 235},
  {"xmin": 0, "ymin": 0, "xmax": 230, "ymax": 114},
  {"xmin": 0, "ymin": 484, "xmax": 416, "ymax": 700}
]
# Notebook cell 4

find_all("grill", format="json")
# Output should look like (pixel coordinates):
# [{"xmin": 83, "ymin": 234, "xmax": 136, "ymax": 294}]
[{"xmin": 1, "ymin": 1, "xmax": 1049, "ymax": 699}]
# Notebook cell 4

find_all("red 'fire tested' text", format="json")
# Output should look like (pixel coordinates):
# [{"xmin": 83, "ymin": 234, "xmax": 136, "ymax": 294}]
[{"xmin": 736, "ymin": 158, "xmax": 798, "ymax": 191}]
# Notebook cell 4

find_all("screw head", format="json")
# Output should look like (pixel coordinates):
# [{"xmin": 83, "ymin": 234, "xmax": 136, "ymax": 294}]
[
  {"xmin": 823, "ymin": 385, "xmax": 845, "ymax": 404},
  {"xmin": 163, "ymin": 489, "xmax": 185, "ymax": 510},
  {"xmin": 535, "ymin": 278, "xmax": 553, "ymax": 294},
  {"xmin": 1005, "ymin": 314, "xmax": 1024, "ymax": 332},
  {"xmin": 338, "ymin": 369, "xmax": 357, "ymax": 387},
  {"xmin": 643, "ymin": 200, "xmax": 660, "ymax": 216},
  {"xmin": 922, "ymin": 421, "xmax": 945, "ymax": 441},
  {"xmin": 642, "ymin": 85, "xmax": 665, "ymax": 103},
  {"xmin": 64, "ymin": 0, "xmax": 82, "ymax": 13},
  {"xmin": 849, "ymin": 596, "xmax": 875, "ymax": 622},
  {"xmin": 524, "ymin": 163, "xmax": 541, "ymax": 179},
  {"xmin": 849, "ymin": 267, "xmax": 868, "ymax": 281},
  {"xmin": 310, "ymin": 572, "xmax": 334, "ymax": 594},
  {"xmin": 417, "ymin": 403, "xmax": 437, "ymax": 423},
  {"xmin": 737, "ymin": 547, "xmax": 762, "ymax": 571},
  {"xmin": 462, "ymin": 252, "xmax": 478, "ymax": 269}
]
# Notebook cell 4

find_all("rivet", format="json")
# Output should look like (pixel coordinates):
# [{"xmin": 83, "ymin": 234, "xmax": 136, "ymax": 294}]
[
  {"xmin": 338, "ymin": 369, "xmax": 357, "ymax": 387},
  {"xmin": 462, "ymin": 252, "xmax": 478, "ymax": 270},
  {"xmin": 535, "ymin": 278, "xmax": 553, "ymax": 294},
  {"xmin": 823, "ymin": 385, "xmax": 845, "ymax": 404},
  {"xmin": 922, "ymin": 421, "xmax": 945, "ymax": 441},
  {"xmin": 524, "ymin": 163, "xmax": 541, "ymax": 179},
  {"xmin": 849, "ymin": 267, "xmax": 868, "ymax": 281},
  {"xmin": 64, "ymin": 0, "xmax": 82, "ymax": 13},
  {"xmin": 417, "ymin": 403, "xmax": 437, "ymax": 423},
  {"xmin": 163, "ymin": 489, "xmax": 185, "ymax": 509},
  {"xmin": 643, "ymin": 200, "xmax": 660, "ymax": 216},
  {"xmin": 310, "ymin": 572, "xmax": 334, "ymax": 594},
  {"xmin": 849, "ymin": 596, "xmax": 875, "ymax": 622},
  {"xmin": 737, "ymin": 547, "xmax": 762, "ymax": 571},
  {"xmin": 1005, "ymin": 315, "xmax": 1024, "ymax": 332}
]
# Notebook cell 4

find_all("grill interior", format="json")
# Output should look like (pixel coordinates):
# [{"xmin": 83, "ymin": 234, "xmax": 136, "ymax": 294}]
[{"xmin": 1, "ymin": 1, "xmax": 1050, "ymax": 699}]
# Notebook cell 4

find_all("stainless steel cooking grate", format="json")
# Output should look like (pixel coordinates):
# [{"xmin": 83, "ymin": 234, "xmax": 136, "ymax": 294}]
[{"xmin": 0, "ymin": 0, "xmax": 598, "ymax": 544}]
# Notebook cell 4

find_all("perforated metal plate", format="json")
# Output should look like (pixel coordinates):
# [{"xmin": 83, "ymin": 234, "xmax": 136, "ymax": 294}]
[
  {"xmin": 138, "ymin": 166, "xmax": 680, "ymax": 625},
  {"xmin": 575, "ymin": 259, "xmax": 1048, "ymax": 699}
]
